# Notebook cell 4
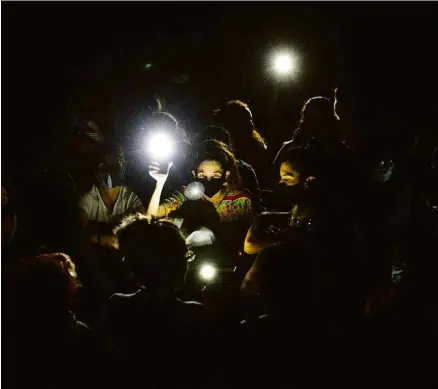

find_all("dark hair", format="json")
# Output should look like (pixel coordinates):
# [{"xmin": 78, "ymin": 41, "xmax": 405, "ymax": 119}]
[
  {"xmin": 300, "ymin": 96, "xmax": 333, "ymax": 121},
  {"xmin": 10, "ymin": 253, "xmax": 78, "ymax": 315},
  {"xmin": 293, "ymin": 96, "xmax": 336, "ymax": 144},
  {"xmin": 196, "ymin": 126, "xmax": 231, "ymax": 147},
  {"xmin": 193, "ymin": 140, "xmax": 242, "ymax": 190},
  {"xmin": 278, "ymin": 146, "xmax": 314, "ymax": 179},
  {"xmin": 104, "ymin": 142, "xmax": 125, "ymax": 162},
  {"xmin": 114, "ymin": 214, "xmax": 188, "ymax": 290},
  {"xmin": 218, "ymin": 100, "xmax": 267, "ymax": 151},
  {"xmin": 147, "ymin": 111, "xmax": 188, "ymax": 143}
]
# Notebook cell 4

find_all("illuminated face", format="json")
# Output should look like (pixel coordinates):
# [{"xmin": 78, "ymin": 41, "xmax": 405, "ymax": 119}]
[
  {"xmin": 195, "ymin": 160, "xmax": 229, "ymax": 180},
  {"xmin": 279, "ymin": 161, "xmax": 300, "ymax": 186}
]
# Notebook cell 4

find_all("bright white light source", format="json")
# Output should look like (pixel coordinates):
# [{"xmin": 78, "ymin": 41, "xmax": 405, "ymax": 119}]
[
  {"xmin": 271, "ymin": 52, "xmax": 298, "ymax": 76},
  {"xmin": 199, "ymin": 263, "xmax": 217, "ymax": 282},
  {"xmin": 147, "ymin": 132, "xmax": 174, "ymax": 159},
  {"xmin": 184, "ymin": 182, "xmax": 205, "ymax": 200}
]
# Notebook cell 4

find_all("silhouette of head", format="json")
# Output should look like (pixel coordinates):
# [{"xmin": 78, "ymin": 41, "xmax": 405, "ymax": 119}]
[{"xmin": 115, "ymin": 214, "xmax": 189, "ymax": 291}]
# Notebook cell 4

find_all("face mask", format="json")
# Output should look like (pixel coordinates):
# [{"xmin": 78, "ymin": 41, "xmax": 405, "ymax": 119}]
[
  {"xmin": 198, "ymin": 177, "xmax": 226, "ymax": 198},
  {"xmin": 275, "ymin": 184, "xmax": 303, "ymax": 209},
  {"xmin": 96, "ymin": 169, "xmax": 124, "ymax": 189}
]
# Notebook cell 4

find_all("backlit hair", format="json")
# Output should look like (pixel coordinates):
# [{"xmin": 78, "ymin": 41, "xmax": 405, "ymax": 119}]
[{"xmin": 221, "ymin": 100, "xmax": 267, "ymax": 151}]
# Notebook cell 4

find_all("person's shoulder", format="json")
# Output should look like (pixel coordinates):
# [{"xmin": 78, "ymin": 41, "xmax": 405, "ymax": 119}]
[
  {"xmin": 107, "ymin": 290, "xmax": 144, "ymax": 310},
  {"xmin": 80, "ymin": 185, "xmax": 98, "ymax": 198},
  {"xmin": 120, "ymin": 185, "xmax": 140, "ymax": 198},
  {"xmin": 282, "ymin": 139, "xmax": 294, "ymax": 148},
  {"xmin": 175, "ymin": 299, "xmax": 208, "ymax": 322},
  {"xmin": 177, "ymin": 299, "xmax": 205, "ymax": 309},
  {"xmin": 109, "ymin": 290, "xmax": 142, "ymax": 302},
  {"xmin": 78, "ymin": 186, "xmax": 99, "ymax": 207},
  {"xmin": 241, "ymin": 313, "xmax": 270, "ymax": 327}
]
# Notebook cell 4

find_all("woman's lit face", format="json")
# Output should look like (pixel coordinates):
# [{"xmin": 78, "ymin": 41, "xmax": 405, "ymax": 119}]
[
  {"xmin": 195, "ymin": 160, "xmax": 228, "ymax": 180},
  {"xmin": 279, "ymin": 161, "xmax": 300, "ymax": 186}
]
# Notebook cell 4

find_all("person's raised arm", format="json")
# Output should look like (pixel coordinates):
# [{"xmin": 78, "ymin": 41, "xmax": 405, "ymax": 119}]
[{"xmin": 146, "ymin": 161, "xmax": 172, "ymax": 218}]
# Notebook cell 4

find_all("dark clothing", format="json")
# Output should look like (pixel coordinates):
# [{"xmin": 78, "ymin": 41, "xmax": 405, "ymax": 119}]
[
  {"xmin": 100, "ymin": 289, "xmax": 218, "ymax": 389},
  {"xmin": 4, "ymin": 312, "xmax": 114, "ymax": 389},
  {"xmin": 234, "ymin": 141, "xmax": 268, "ymax": 189},
  {"xmin": 237, "ymin": 159, "xmax": 263, "ymax": 214}
]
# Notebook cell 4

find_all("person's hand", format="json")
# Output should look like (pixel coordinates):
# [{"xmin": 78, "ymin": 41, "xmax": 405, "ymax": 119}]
[
  {"xmin": 149, "ymin": 161, "xmax": 172, "ymax": 186},
  {"xmin": 266, "ymin": 225, "xmax": 284, "ymax": 234}
]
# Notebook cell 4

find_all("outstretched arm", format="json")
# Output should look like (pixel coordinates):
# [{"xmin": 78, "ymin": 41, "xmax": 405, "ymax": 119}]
[{"xmin": 146, "ymin": 161, "xmax": 172, "ymax": 218}]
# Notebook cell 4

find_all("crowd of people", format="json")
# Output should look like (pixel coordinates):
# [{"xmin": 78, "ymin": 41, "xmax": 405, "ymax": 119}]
[{"xmin": 2, "ymin": 92, "xmax": 437, "ymax": 388}]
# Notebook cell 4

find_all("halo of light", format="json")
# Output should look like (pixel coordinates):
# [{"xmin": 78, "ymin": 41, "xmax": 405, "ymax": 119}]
[
  {"xmin": 199, "ymin": 263, "xmax": 217, "ymax": 282},
  {"xmin": 146, "ymin": 132, "xmax": 174, "ymax": 159},
  {"xmin": 270, "ymin": 51, "xmax": 299, "ymax": 78},
  {"xmin": 184, "ymin": 182, "xmax": 205, "ymax": 200}
]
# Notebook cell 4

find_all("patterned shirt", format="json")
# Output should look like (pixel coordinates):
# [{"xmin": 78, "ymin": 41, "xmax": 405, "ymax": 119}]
[{"xmin": 163, "ymin": 189, "xmax": 252, "ymax": 223}]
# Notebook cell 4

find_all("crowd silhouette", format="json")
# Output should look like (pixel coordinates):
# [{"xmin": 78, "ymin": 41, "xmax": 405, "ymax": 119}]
[{"xmin": 2, "ymin": 88, "xmax": 438, "ymax": 388}]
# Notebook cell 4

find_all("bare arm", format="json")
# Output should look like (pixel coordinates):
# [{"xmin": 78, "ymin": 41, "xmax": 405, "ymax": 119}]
[
  {"xmin": 146, "ymin": 161, "xmax": 172, "ymax": 219},
  {"xmin": 146, "ymin": 182, "xmax": 167, "ymax": 218}
]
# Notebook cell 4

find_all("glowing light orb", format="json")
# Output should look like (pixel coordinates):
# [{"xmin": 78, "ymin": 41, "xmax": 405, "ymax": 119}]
[
  {"xmin": 146, "ymin": 133, "xmax": 174, "ymax": 159},
  {"xmin": 270, "ymin": 51, "xmax": 299, "ymax": 77},
  {"xmin": 199, "ymin": 263, "xmax": 217, "ymax": 282},
  {"xmin": 184, "ymin": 182, "xmax": 205, "ymax": 200}
]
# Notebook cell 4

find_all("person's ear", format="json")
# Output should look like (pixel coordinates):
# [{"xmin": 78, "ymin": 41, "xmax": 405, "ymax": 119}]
[
  {"xmin": 225, "ymin": 171, "xmax": 231, "ymax": 179},
  {"xmin": 192, "ymin": 170, "xmax": 196, "ymax": 178}
]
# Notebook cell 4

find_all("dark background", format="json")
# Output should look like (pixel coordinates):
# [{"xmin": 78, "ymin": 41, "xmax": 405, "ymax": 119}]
[{"xmin": 2, "ymin": 2, "xmax": 436, "ymax": 169}]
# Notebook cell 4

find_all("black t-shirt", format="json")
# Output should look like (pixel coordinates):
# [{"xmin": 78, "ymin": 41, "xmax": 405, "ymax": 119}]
[
  {"xmin": 237, "ymin": 159, "xmax": 263, "ymax": 214},
  {"xmin": 100, "ymin": 289, "xmax": 218, "ymax": 388},
  {"xmin": 4, "ymin": 313, "xmax": 114, "ymax": 389}
]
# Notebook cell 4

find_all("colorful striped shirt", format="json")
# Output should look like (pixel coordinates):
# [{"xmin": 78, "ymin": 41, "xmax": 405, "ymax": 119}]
[{"xmin": 163, "ymin": 189, "xmax": 252, "ymax": 223}]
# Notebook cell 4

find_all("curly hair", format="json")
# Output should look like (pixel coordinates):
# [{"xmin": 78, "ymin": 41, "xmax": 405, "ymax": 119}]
[
  {"xmin": 10, "ymin": 253, "xmax": 78, "ymax": 312},
  {"xmin": 147, "ymin": 111, "xmax": 189, "ymax": 143},
  {"xmin": 114, "ymin": 214, "xmax": 188, "ymax": 290},
  {"xmin": 193, "ymin": 139, "xmax": 242, "ymax": 190}
]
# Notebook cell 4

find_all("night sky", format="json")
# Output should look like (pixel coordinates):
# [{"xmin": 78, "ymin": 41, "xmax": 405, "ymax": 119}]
[{"xmin": 2, "ymin": 2, "xmax": 436, "ymax": 166}]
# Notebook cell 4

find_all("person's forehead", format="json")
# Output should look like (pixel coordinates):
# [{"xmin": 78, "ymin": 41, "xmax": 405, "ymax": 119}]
[
  {"xmin": 198, "ymin": 160, "xmax": 223, "ymax": 170},
  {"xmin": 280, "ymin": 161, "xmax": 296, "ymax": 171}
]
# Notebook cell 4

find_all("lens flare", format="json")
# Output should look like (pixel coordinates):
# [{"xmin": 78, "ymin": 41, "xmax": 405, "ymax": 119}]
[
  {"xmin": 184, "ymin": 182, "xmax": 205, "ymax": 200},
  {"xmin": 199, "ymin": 263, "xmax": 217, "ymax": 282},
  {"xmin": 270, "ymin": 51, "xmax": 298, "ymax": 77},
  {"xmin": 146, "ymin": 132, "xmax": 174, "ymax": 159}
]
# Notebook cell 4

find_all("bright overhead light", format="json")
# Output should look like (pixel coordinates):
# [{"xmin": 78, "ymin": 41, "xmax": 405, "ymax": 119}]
[
  {"xmin": 271, "ymin": 51, "xmax": 298, "ymax": 77},
  {"xmin": 146, "ymin": 132, "xmax": 174, "ymax": 160}
]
